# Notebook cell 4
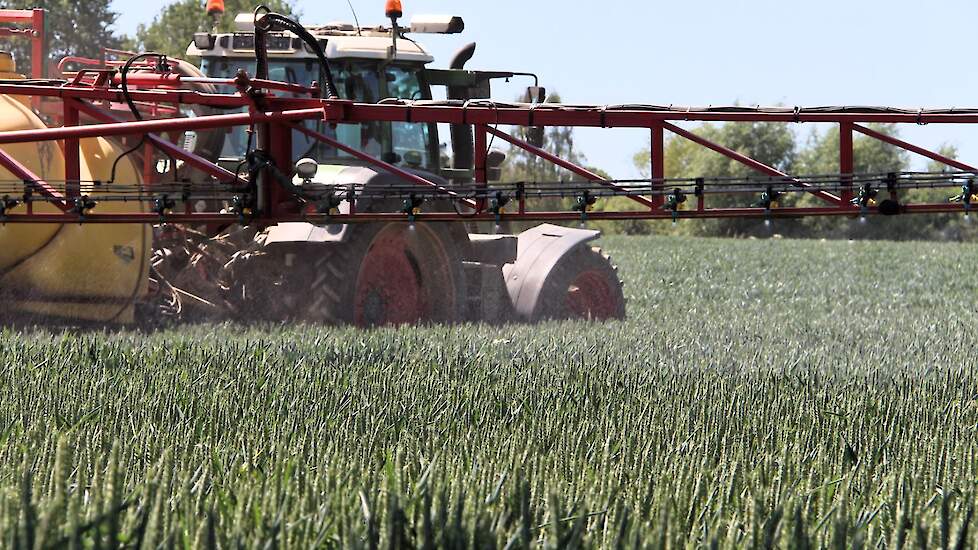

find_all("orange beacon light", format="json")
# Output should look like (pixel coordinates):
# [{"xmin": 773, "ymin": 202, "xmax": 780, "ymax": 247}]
[
  {"xmin": 385, "ymin": 0, "xmax": 403, "ymax": 19},
  {"xmin": 206, "ymin": 0, "xmax": 225, "ymax": 16}
]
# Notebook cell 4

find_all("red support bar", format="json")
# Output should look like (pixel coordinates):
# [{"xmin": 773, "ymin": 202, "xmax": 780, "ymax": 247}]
[
  {"xmin": 4, "ymin": 203, "xmax": 971, "ymax": 225},
  {"xmin": 661, "ymin": 122, "xmax": 846, "ymax": 206},
  {"xmin": 288, "ymin": 122, "xmax": 477, "ymax": 209},
  {"xmin": 486, "ymin": 126, "xmax": 655, "ymax": 209},
  {"xmin": 0, "ymin": 146, "xmax": 67, "ymax": 211},
  {"xmin": 0, "ymin": 108, "xmax": 324, "ymax": 145},
  {"xmin": 105, "ymin": 74, "xmax": 316, "ymax": 96},
  {"xmin": 71, "ymin": 99, "xmax": 242, "ymax": 183},
  {"xmin": 266, "ymin": 122, "xmax": 293, "ymax": 214},
  {"xmin": 840, "ymin": 122, "xmax": 854, "ymax": 203},
  {"xmin": 651, "ymin": 125, "xmax": 664, "ymax": 209},
  {"xmin": 0, "ymin": 82, "xmax": 254, "ymax": 108},
  {"xmin": 474, "ymin": 124, "xmax": 488, "ymax": 184},
  {"xmin": 325, "ymin": 101, "xmax": 978, "ymax": 127},
  {"xmin": 2, "ymin": 85, "xmax": 978, "ymax": 127},
  {"xmin": 852, "ymin": 123, "xmax": 978, "ymax": 171},
  {"xmin": 30, "ymin": 9, "xmax": 44, "ymax": 79},
  {"xmin": 141, "ymin": 141, "xmax": 154, "ymax": 187},
  {"xmin": 0, "ymin": 9, "xmax": 47, "ymax": 81},
  {"xmin": 62, "ymin": 100, "xmax": 80, "ymax": 199},
  {"xmin": 0, "ymin": 9, "xmax": 39, "ymax": 22},
  {"xmin": 473, "ymin": 124, "xmax": 488, "ymax": 212}
]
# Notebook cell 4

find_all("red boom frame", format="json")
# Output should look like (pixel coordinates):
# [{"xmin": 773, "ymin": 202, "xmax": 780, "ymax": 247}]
[{"xmin": 0, "ymin": 40, "xmax": 972, "ymax": 226}]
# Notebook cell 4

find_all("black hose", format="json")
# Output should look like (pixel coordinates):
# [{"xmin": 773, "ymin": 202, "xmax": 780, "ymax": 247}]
[
  {"xmin": 109, "ymin": 53, "xmax": 158, "ymax": 184},
  {"xmin": 253, "ymin": 6, "xmax": 339, "ymax": 99}
]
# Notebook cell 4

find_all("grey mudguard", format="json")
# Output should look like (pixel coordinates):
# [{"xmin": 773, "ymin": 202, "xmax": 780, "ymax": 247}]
[
  {"xmin": 263, "ymin": 221, "xmax": 347, "ymax": 244},
  {"xmin": 502, "ymin": 223, "xmax": 601, "ymax": 320}
]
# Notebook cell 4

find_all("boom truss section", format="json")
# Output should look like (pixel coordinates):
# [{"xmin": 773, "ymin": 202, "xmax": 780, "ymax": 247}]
[{"xmin": 0, "ymin": 65, "xmax": 975, "ymax": 227}]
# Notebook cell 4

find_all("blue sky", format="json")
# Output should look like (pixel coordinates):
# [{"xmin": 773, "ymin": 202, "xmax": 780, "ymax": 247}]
[{"xmin": 113, "ymin": 0, "xmax": 978, "ymax": 177}]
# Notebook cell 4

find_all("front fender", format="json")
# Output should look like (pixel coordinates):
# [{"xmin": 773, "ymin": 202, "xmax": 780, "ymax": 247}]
[{"xmin": 502, "ymin": 223, "xmax": 601, "ymax": 319}]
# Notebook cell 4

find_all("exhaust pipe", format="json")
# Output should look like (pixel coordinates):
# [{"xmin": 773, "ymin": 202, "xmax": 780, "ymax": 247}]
[{"xmin": 448, "ymin": 42, "xmax": 476, "ymax": 177}]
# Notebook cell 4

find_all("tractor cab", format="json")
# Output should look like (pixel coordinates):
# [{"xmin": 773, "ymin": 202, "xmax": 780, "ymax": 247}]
[
  {"xmin": 187, "ymin": 12, "xmax": 535, "ymax": 182},
  {"xmin": 165, "ymin": 6, "xmax": 623, "ymax": 326}
]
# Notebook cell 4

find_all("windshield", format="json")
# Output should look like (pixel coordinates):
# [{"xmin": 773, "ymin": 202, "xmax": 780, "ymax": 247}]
[{"xmin": 199, "ymin": 57, "xmax": 435, "ymax": 170}]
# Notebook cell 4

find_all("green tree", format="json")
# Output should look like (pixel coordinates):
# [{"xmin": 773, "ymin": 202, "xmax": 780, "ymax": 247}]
[
  {"xmin": 790, "ymin": 124, "xmax": 912, "ymax": 239},
  {"xmin": 0, "ymin": 0, "xmax": 123, "ymax": 76},
  {"xmin": 629, "ymin": 122, "xmax": 973, "ymax": 240},
  {"xmin": 501, "ymin": 92, "xmax": 582, "ymax": 184},
  {"xmin": 500, "ymin": 92, "xmax": 659, "ymax": 235},
  {"xmin": 884, "ymin": 144, "xmax": 978, "ymax": 241},
  {"xmin": 500, "ymin": 92, "xmax": 594, "ymax": 219},
  {"xmin": 133, "ymin": 0, "xmax": 296, "ymax": 58},
  {"xmin": 631, "ymin": 121, "xmax": 796, "ymax": 237}
]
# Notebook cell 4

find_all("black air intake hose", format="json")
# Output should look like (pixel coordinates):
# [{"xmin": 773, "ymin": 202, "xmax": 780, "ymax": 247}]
[{"xmin": 254, "ymin": 7, "xmax": 339, "ymax": 99}]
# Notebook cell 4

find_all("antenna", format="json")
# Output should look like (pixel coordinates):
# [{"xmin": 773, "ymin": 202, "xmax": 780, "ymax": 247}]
[{"xmin": 346, "ymin": 0, "xmax": 362, "ymax": 36}]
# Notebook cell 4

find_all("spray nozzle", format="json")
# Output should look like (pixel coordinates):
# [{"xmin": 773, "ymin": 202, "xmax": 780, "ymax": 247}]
[
  {"xmin": 850, "ymin": 183, "xmax": 878, "ymax": 220},
  {"xmin": 752, "ymin": 185, "xmax": 781, "ymax": 227},
  {"xmin": 71, "ymin": 195, "xmax": 97, "ymax": 222},
  {"xmin": 753, "ymin": 185, "xmax": 781, "ymax": 211},
  {"xmin": 490, "ymin": 191, "xmax": 510, "ymax": 227},
  {"xmin": 402, "ymin": 194, "xmax": 424, "ymax": 225},
  {"xmin": 951, "ymin": 180, "xmax": 977, "ymax": 219},
  {"xmin": 152, "ymin": 194, "xmax": 176, "ymax": 223},
  {"xmin": 574, "ymin": 190, "xmax": 597, "ymax": 227},
  {"xmin": 317, "ymin": 191, "xmax": 344, "ymax": 217},
  {"xmin": 230, "ymin": 195, "xmax": 251, "ymax": 224},
  {"xmin": 0, "ymin": 195, "xmax": 19, "ymax": 221},
  {"xmin": 153, "ymin": 54, "xmax": 170, "ymax": 74},
  {"xmin": 662, "ymin": 187, "xmax": 687, "ymax": 224}
]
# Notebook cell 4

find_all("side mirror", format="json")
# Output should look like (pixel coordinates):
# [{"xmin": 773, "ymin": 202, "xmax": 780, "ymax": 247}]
[
  {"xmin": 525, "ymin": 86, "xmax": 547, "ymax": 148},
  {"xmin": 193, "ymin": 32, "xmax": 216, "ymax": 51},
  {"xmin": 526, "ymin": 127, "xmax": 545, "ymax": 149},
  {"xmin": 525, "ymin": 86, "xmax": 546, "ymax": 103},
  {"xmin": 486, "ymin": 150, "xmax": 506, "ymax": 181}
]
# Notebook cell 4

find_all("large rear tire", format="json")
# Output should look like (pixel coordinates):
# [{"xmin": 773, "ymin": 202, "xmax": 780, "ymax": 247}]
[
  {"xmin": 301, "ymin": 222, "xmax": 468, "ymax": 326},
  {"xmin": 531, "ymin": 245, "xmax": 625, "ymax": 321}
]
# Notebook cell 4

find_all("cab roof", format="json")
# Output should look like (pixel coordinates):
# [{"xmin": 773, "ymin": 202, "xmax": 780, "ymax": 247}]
[{"xmin": 186, "ymin": 28, "xmax": 434, "ymax": 63}]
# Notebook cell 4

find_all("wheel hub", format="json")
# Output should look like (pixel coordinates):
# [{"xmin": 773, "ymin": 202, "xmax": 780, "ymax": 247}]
[
  {"xmin": 355, "ymin": 229, "xmax": 425, "ymax": 326},
  {"xmin": 566, "ymin": 270, "xmax": 618, "ymax": 320}
]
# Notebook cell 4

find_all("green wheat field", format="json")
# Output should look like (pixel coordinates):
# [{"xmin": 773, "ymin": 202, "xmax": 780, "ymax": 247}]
[{"xmin": 2, "ymin": 234, "xmax": 978, "ymax": 548}]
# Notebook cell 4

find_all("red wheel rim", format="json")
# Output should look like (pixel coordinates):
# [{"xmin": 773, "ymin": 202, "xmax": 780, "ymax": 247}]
[
  {"xmin": 565, "ymin": 270, "xmax": 617, "ymax": 320},
  {"xmin": 355, "ymin": 229, "xmax": 425, "ymax": 326}
]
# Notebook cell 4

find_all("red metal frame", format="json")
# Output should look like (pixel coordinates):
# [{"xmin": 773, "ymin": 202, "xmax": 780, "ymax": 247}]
[
  {"xmin": 0, "ymin": 9, "xmax": 45, "ymax": 79},
  {"xmin": 0, "ymin": 9, "xmax": 45, "ymax": 115},
  {"xmin": 0, "ymin": 60, "xmax": 974, "ymax": 226},
  {"xmin": 651, "ymin": 125, "xmax": 664, "ymax": 209}
]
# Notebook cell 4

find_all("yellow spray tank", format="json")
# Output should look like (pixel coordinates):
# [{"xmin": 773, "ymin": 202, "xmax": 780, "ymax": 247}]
[
  {"xmin": 0, "ymin": 90, "xmax": 150, "ymax": 323},
  {"xmin": 0, "ymin": 52, "xmax": 27, "ymax": 100}
]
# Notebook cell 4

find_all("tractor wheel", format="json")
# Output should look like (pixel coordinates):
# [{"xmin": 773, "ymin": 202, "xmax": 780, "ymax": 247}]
[
  {"xmin": 531, "ymin": 245, "xmax": 625, "ymax": 321},
  {"xmin": 301, "ymin": 222, "xmax": 468, "ymax": 326}
]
